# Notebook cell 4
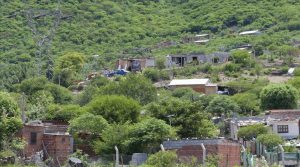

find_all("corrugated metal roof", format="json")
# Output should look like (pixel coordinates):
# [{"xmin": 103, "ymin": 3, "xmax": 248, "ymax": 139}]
[
  {"xmin": 169, "ymin": 79, "xmax": 210, "ymax": 86},
  {"xmin": 239, "ymin": 30, "xmax": 261, "ymax": 35}
]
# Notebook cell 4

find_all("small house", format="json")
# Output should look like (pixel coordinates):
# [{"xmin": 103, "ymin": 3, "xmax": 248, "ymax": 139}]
[
  {"xmin": 165, "ymin": 52, "xmax": 229, "ymax": 68},
  {"xmin": 116, "ymin": 57, "xmax": 155, "ymax": 72},
  {"xmin": 169, "ymin": 79, "xmax": 217, "ymax": 95},
  {"xmin": 17, "ymin": 121, "xmax": 73, "ymax": 165},
  {"xmin": 266, "ymin": 109, "xmax": 300, "ymax": 139}
]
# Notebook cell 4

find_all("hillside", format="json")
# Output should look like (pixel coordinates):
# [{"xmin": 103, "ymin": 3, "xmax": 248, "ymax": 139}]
[{"xmin": 1, "ymin": 0, "xmax": 300, "ymax": 88}]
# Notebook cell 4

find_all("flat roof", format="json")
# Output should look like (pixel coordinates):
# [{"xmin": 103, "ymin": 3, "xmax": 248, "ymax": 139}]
[
  {"xmin": 169, "ymin": 79, "xmax": 210, "ymax": 86},
  {"xmin": 194, "ymin": 39, "xmax": 210, "ymax": 43},
  {"xmin": 239, "ymin": 30, "xmax": 261, "ymax": 35},
  {"xmin": 195, "ymin": 34, "xmax": 209, "ymax": 37}
]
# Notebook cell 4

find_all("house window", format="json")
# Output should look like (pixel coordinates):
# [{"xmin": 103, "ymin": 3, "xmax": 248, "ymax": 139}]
[
  {"xmin": 277, "ymin": 125, "xmax": 289, "ymax": 133},
  {"xmin": 30, "ymin": 132, "xmax": 37, "ymax": 145}
]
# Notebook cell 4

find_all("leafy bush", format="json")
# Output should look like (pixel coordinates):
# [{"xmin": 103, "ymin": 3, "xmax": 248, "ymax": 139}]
[
  {"xmin": 260, "ymin": 84, "xmax": 299, "ymax": 110},
  {"xmin": 257, "ymin": 133, "xmax": 283, "ymax": 151},
  {"xmin": 45, "ymin": 104, "xmax": 86, "ymax": 122},
  {"xmin": 238, "ymin": 124, "xmax": 268, "ymax": 140},
  {"xmin": 86, "ymin": 95, "xmax": 141, "ymax": 123}
]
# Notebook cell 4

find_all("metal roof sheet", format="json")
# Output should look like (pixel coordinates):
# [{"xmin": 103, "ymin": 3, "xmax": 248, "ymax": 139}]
[{"xmin": 169, "ymin": 79, "xmax": 210, "ymax": 86}]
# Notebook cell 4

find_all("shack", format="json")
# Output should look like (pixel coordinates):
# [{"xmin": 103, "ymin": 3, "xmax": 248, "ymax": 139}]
[
  {"xmin": 165, "ymin": 52, "xmax": 229, "ymax": 68},
  {"xmin": 169, "ymin": 79, "xmax": 217, "ymax": 95},
  {"xmin": 116, "ymin": 57, "xmax": 155, "ymax": 72},
  {"xmin": 17, "ymin": 121, "xmax": 73, "ymax": 165}
]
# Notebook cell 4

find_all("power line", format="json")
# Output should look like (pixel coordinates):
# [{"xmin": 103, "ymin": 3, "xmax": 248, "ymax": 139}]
[{"xmin": 25, "ymin": 0, "xmax": 62, "ymax": 78}]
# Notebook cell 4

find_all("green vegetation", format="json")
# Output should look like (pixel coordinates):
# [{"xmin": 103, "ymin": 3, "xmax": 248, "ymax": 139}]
[
  {"xmin": 257, "ymin": 133, "xmax": 284, "ymax": 151},
  {"xmin": 260, "ymin": 84, "xmax": 299, "ymax": 109},
  {"xmin": 2, "ymin": 0, "xmax": 300, "ymax": 165},
  {"xmin": 238, "ymin": 124, "xmax": 268, "ymax": 140}
]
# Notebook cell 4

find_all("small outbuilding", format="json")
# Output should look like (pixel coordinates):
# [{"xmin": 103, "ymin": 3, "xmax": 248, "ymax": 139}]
[
  {"xmin": 169, "ymin": 79, "xmax": 217, "ymax": 95},
  {"xmin": 116, "ymin": 57, "xmax": 155, "ymax": 72}
]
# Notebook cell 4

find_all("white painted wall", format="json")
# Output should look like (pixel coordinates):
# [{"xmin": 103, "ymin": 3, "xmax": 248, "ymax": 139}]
[{"xmin": 268, "ymin": 120, "xmax": 299, "ymax": 139}]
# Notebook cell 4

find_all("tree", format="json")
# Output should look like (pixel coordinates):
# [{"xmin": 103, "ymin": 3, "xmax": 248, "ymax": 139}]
[
  {"xmin": 231, "ymin": 93, "xmax": 261, "ymax": 115},
  {"xmin": 53, "ymin": 52, "xmax": 85, "ymax": 87},
  {"xmin": 76, "ymin": 85, "xmax": 99, "ymax": 106},
  {"xmin": 143, "ymin": 68, "xmax": 160, "ymax": 82},
  {"xmin": 205, "ymin": 95, "xmax": 240, "ymax": 117},
  {"xmin": 125, "ymin": 118, "xmax": 176, "ymax": 153},
  {"xmin": 69, "ymin": 113, "xmax": 109, "ymax": 146},
  {"xmin": 101, "ymin": 74, "xmax": 157, "ymax": 104},
  {"xmin": 237, "ymin": 124, "xmax": 268, "ymax": 140},
  {"xmin": 288, "ymin": 77, "xmax": 300, "ymax": 90},
  {"xmin": 257, "ymin": 133, "xmax": 283, "ymax": 151},
  {"xmin": 19, "ymin": 77, "xmax": 49, "ymax": 95},
  {"xmin": 27, "ymin": 90, "xmax": 54, "ymax": 120},
  {"xmin": 18, "ymin": 77, "xmax": 73, "ymax": 104},
  {"xmin": 146, "ymin": 97, "xmax": 218, "ymax": 138},
  {"xmin": 0, "ymin": 92, "xmax": 22, "ymax": 150},
  {"xmin": 45, "ymin": 84, "xmax": 73, "ymax": 104},
  {"xmin": 44, "ymin": 104, "xmax": 86, "ymax": 122},
  {"xmin": 86, "ymin": 95, "xmax": 141, "ymax": 123},
  {"xmin": 260, "ymin": 84, "xmax": 299, "ymax": 110},
  {"xmin": 172, "ymin": 87, "xmax": 203, "ymax": 101},
  {"xmin": 144, "ymin": 151, "xmax": 177, "ymax": 167},
  {"xmin": 156, "ymin": 57, "xmax": 166, "ymax": 70},
  {"xmin": 93, "ymin": 123, "xmax": 130, "ymax": 154},
  {"xmin": 230, "ymin": 50, "xmax": 252, "ymax": 67}
]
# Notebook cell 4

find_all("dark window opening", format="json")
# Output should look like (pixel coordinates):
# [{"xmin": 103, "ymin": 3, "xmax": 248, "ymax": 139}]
[
  {"xmin": 277, "ymin": 125, "xmax": 288, "ymax": 133},
  {"xmin": 213, "ymin": 57, "xmax": 219, "ymax": 63},
  {"xmin": 30, "ymin": 132, "xmax": 37, "ymax": 145},
  {"xmin": 62, "ymin": 137, "xmax": 65, "ymax": 143}
]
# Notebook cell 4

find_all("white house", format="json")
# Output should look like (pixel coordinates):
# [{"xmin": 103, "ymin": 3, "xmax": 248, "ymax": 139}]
[{"xmin": 266, "ymin": 110, "xmax": 300, "ymax": 139}]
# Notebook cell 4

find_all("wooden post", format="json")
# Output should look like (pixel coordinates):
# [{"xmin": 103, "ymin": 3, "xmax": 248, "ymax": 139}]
[{"xmin": 201, "ymin": 143, "xmax": 206, "ymax": 167}]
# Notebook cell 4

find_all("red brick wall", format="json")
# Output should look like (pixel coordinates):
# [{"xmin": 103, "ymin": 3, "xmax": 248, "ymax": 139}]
[
  {"xmin": 43, "ymin": 134, "xmax": 71, "ymax": 166},
  {"xmin": 19, "ymin": 125, "xmax": 44, "ymax": 158},
  {"xmin": 175, "ymin": 144, "xmax": 240, "ymax": 167}
]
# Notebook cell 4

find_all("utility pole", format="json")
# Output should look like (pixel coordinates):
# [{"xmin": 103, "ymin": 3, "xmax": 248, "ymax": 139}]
[{"xmin": 25, "ymin": 0, "xmax": 63, "ymax": 77}]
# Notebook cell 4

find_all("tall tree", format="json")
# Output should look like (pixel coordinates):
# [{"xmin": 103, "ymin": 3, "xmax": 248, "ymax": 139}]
[
  {"xmin": 260, "ymin": 84, "xmax": 299, "ymax": 110},
  {"xmin": 101, "ymin": 74, "xmax": 157, "ymax": 104},
  {"xmin": 53, "ymin": 52, "xmax": 85, "ymax": 87},
  {"xmin": 146, "ymin": 97, "xmax": 218, "ymax": 138},
  {"xmin": 205, "ymin": 95, "xmax": 240, "ymax": 117},
  {"xmin": 86, "ymin": 95, "xmax": 141, "ymax": 123},
  {"xmin": 0, "ymin": 92, "xmax": 22, "ymax": 150}
]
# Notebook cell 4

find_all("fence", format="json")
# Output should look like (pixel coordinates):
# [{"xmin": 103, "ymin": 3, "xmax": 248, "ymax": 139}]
[{"xmin": 242, "ymin": 140, "xmax": 300, "ymax": 167}]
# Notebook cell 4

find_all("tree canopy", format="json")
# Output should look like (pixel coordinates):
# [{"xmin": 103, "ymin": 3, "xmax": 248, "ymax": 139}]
[
  {"xmin": 205, "ymin": 95, "xmax": 240, "ymax": 117},
  {"xmin": 238, "ymin": 124, "xmax": 268, "ymax": 140},
  {"xmin": 86, "ymin": 95, "xmax": 141, "ymax": 123},
  {"xmin": 260, "ymin": 84, "xmax": 299, "ymax": 110}
]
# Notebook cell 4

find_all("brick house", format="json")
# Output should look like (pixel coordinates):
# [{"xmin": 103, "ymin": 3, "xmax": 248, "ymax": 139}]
[
  {"xmin": 169, "ymin": 79, "xmax": 217, "ymax": 95},
  {"xmin": 17, "ymin": 121, "xmax": 73, "ymax": 165},
  {"xmin": 162, "ymin": 139, "xmax": 241, "ymax": 167}
]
